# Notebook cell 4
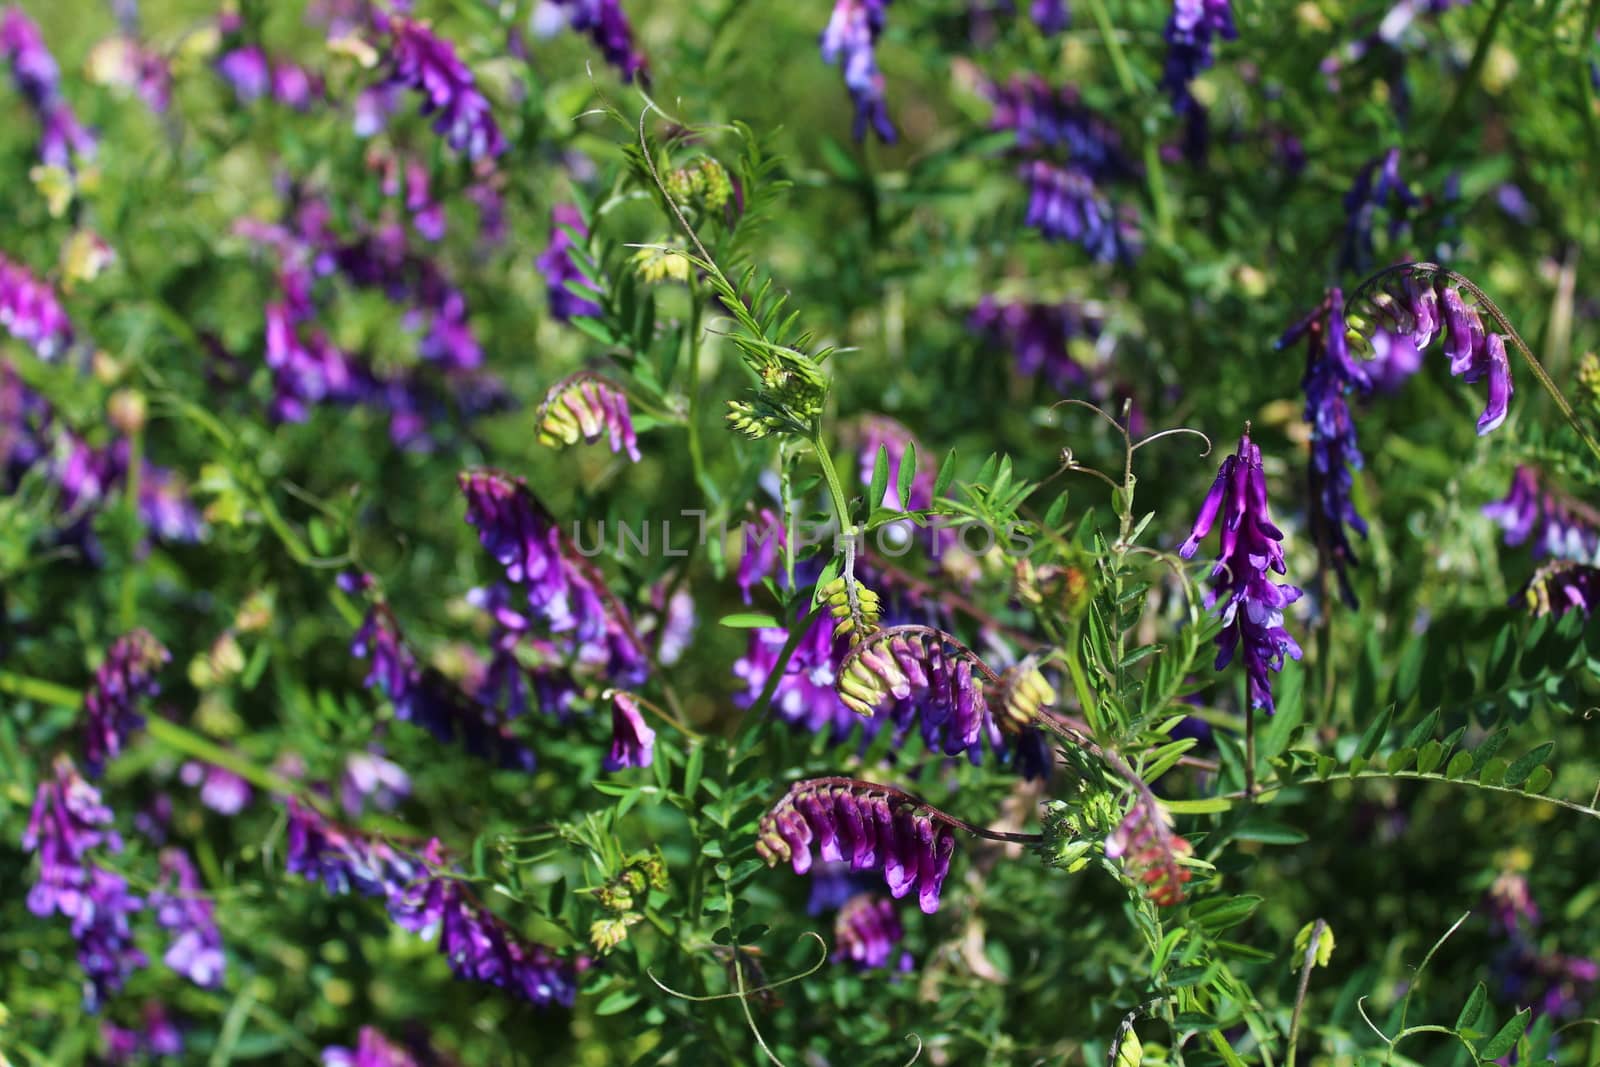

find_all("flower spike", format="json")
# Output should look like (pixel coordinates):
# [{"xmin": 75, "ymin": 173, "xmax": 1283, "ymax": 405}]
[
  {"xmin": 835, "ymin": 625, "xmax": 997, "ymax": 754},
  {"xmin": 535, "ymin": 372, "xmax": 641, "ymax": 462}
]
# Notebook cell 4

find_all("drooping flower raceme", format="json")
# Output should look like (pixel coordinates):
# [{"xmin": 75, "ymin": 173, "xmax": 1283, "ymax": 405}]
[
  {"xmin": 757, "ymin": 778, "xmax": 958, "ymax": 914},
  {"xmin": 1520, "ymin": 561, "xmax": 1600, "ymax": 619},
  {"xmin": 1346, "ymin": 264, "xmax": 1514, "ymax": 435},
  {"xmin": 150, "ymin": 848, "xmax": 226, "ymax": 989},
  {"xmin": 1482, "ymin": 466, "xmax": 1599, "ymax": 562},
  {"xmin": 1281, "ymin": 289, "xmax": 1369, "ymax": 607},
  {"xmin": 24, "ymin": 756, "xmax": 148, "ymax": 1011},
  {"xmin": 530, "ymin": 0, "xmax": 647, "ymax": 82},
  {"xmin": 820, "ymin": 0, "xmax": 896, "ymax": 144},
  {"xmin": 285, "ymin": 803, "xmax": 579, "ymax": 1007},
  {"xmin": 1178, "ymin": 432, "xmax": 1303, "ymax": 713},
  {"xmin": 371, "ymin": 13, "xmax": 505, "ymax": 160},
  {"xmin": 969, "ymin": 296, "xmax": 1103, "ymax": 394},
  {"xmin": 535, "ymin": 372, "xmax": 641, "ymax": 462},
  {"xmin": 83, "ymin": 629, "xmax": 170, "ymax": 776},
  {"xmin": 1105, "ymin": 795, "xmax": 1194, "ymax": 906}
]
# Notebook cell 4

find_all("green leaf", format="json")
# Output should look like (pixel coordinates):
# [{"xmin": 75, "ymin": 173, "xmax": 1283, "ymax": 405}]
[
  {"xmin": 1503, "ymin": 742, "xmax": 1554, "ymax": 788},
  {"xmin": 595, "ymin": 989, "xmax": 641, "ymax": 1016},
  {"xmin": 719, "ymin": 613, "xmax": 780, "ymax": 629},
  {"xmin": 1386, "ymin": 747, "xmax": 1417, "ymax": 774},
  {"xmin": 1445, "ymin": 751, "xmax": 1473, "ymax": 779},
  {"xmin": 1189, "ymin": 894, "xmax": 1262, "ymax": 933},
  {"xmin": 1455, "ymin": 982, "xmax": 1487, "ymax": 1032},
  {"xmin": 933, "ymin": 449, "xmax": 958, "ymax": 498},
  {"xmin": 1477, "ymin": 1008, "xmax": 1531, "ymax": 1060},
  {"xmin": 1415, "ymin": 740, "xmax": 1445, "ymax": 775},
  {"xmin": 1470, "ymin": 728, "xmax": 1509, "ymax": 773},
  {"xmin": 1479, "ymin": 757, "xmax": 1510, "ymax": 787},
  {"xmin": 896, "ymin": 441, "xmax": 917, "ymax": 511},
  {"xmin": 1044, "ymin": 491, "xmax": 1070, "ymax": 529},
  {"xmin": 1522, "ymin": 765, "xmax": 1553, "ymax": 794},
  {"xmin": 1402, "ymin": 709, "xmax": 1439, "ymax": 751},
  {"xmin": 868, "ymin": 444, "xmax": 890, "ymax": 514},
  {"xmin": 683, "ymin": 742, "xmax": 705, "ymax": 800},
  {"xmin": 1358, "ymin": 703, "xmax": 1395, "ymax": 760},
  {"xmin": 1231, "ymin": 819, "xmax": 1307, "ymax": 846},
  {"xmin": 1165, "ymin": 797, "xmax": 1235, "ymax": 815}
]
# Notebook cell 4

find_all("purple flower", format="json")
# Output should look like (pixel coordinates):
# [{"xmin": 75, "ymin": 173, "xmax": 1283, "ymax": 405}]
[
  {"xmin": 458, "ymin": 469, "xmax": 649, "ymax": 686},
  {"xmin": 1019, "ymin": 161, "xmax": 1138, "ymax": 262},
  {"xmin": 535, "ymin": 373, "xmax": 641, "ymax": 462},
  {"xmin": 734, "ymin": 609, "xmax": 856, "ymax": 734},
  {"xmin": 1340, "ymin": 149, "xmax": 1419, "ymax": 273},
  {"xmin": 23, "ymin": 757, "xmax": 146, "ymax": 1012},
  {"xmin": 216, "ymin": 46, "xmax": 270, "ymax": 103},
  {"xmin": 1521, "ymin": 561, "xmax": 1600, "ymax": 618},
  {"xmin": 150, "ymin": 848, "xmax": 226, "ymax": 988},
  {"xmin": 1364, "ymin": 327, "xmax": 1425, "ymax": 391},
  {"xmin": 1, "ymin": 7, "xmax": 96, "ymax": 166},
  {"xmin": 820, "ymin": 0, "xmax": 896, "ymax": 144},
  {"xmin": 1282, "ymin": 289, "xmax": 1368, "ymax": 607},
  {"xmin": 83, "ymin": 630, "xmax": 170, "ymax": 777},
  {"xmin": 352, "ymin": 599, "xmax": 537, "ymax": 771},
  {"xmin": 1178, "ymin": 431, "xmax": 1303, "ymax": 713},
  {"xmin": 988, "ymin": 76, "xmax": 1132, "ymax": 179},
  {"xmin": 1160, "ymin": 0, "xmax": 1235, "ymax": 159},
  {"xmin": 341, "ymin": 750, "xmax": 413, "ymax": 817},
  {"xmin": 102, "ymin": 1002, "xmax": 183, "ymax": 1064},
  {"xmin": 537, "ymin": 205, "xmax": 603, "ymax": 322},
  {"xmin": 0, "ymin": 252, "xmax": 74, "ymax": 359},
  {"xmin": 648, "ymin": 584, "xmax": 696, "ymax": 666},
  {"xmin": 1487, "ymin": 870, "xmax": 1539, "ymax": 936},
  {"xmin": 323, "ymin": 1027, "xmax": 422, "ymax": 1067},
  {"xmin": 837, "ymin": 627, "xmax": 997, "ymax": 756},
  {"xmin": 603, "ymin": 691, "xmax": 656, "ymax": 770},
  {"xmin": 286, "ymin": 804, "xmax": 579, "ymax": 1007},
  {"xmin": 271, "ymin": 63, "xmax": 320, "ymax": 110},
  {"xmin": 381, "ymin": 15, "xmax": 506, "ymax": 160},
  {"xmin": 1031, "ymin": 0, "xmax": 1069, "ymax": 33},
  {"xmin": 1350, "ymin": 266, "xmax": 1514, "ymax": 435},
  {"xmin": 737, "ymin": 509, "xmax": 788, "ymax": 603},
  {"xmin": 1482, "ymin": 466, "xmax": 1599, "ymax": 562},
  {"xmin": 179, "ymin": 761, "xmax": 254, "ymax": 815},
  {"xmin": 757, "ymin": 778, "xmax": 957, "ymax": 914},
  {"xmin": 1105, "ymin": 796, "xmax": 1194, "ymax": 906},
  {"xmin": 532, "ymin": 0, "xmax": 647, "ymax": 82},
  {"xmin": 833, "ymin": 893, "xmax": 904, "ymax": 968},
  {"xmin": 969, "ymin": 297, "xmax": 1103, "ymax": 394}
]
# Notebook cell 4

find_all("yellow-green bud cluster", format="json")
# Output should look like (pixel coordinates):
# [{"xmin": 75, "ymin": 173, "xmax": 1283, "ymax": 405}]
[
  {"xmin": 631, "ymin": 245, "xmax": 692, "ymax": 285},
  {"xmin": 665, "ymin": 157, "xmax": 734, "ymax": 214},
  {"xmin": 1578, "ymin": 352, "xmax": 1600, "ymax": 418},
  {"xmin": 725, "ymin": 400, "xmax": 786, "ymax": 439},
  {"xmin": 993, "ymin": 661, "xmax": 1056, "ymax": 735},
  {"xmin": 820, "ymin": 575, "xmax": 881, "ymax": 644}
]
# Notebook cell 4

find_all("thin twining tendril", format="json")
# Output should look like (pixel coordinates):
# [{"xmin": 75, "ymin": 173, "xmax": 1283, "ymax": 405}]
[{"xmin": 645, "ymin": 932, "xmax": 828, "ymax": 1003}]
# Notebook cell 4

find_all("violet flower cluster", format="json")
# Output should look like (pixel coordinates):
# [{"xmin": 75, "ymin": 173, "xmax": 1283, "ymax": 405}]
[
  {"xmin": 1348, "ymin": 265, "xmax": 1514, "ymax": 435},
  {"xmin": 1178, "ymin": 431, "xmax": 1303, "ymax": 713},
  {"xmin": 537, "ymin": 205, "xmax": 604, "ymax": 322},
  {"xmin": 368, "ymin": 11, "xmax": 505, "ymax": 161},
  {"xmin": 531, "ymin": 0, "xmax": 648, "ymax": 82},
  {"xmin": 1340, "ymin": 149, "xmax": 1418, "ymax": 273},
  {"xmin": 757, "ymin": 779, "xmax": 958, "ymax": 914},
  {"xmin": 535, "ymin": 373, "xmax": 641, "ymax": 462},
  {"xmin": 1484, "ymin": 867, "xmax": 1598, "ymax": 1028},
  {"xmin": 1521, "ymin": 561, "xmax": 1600, "ymax": 619},
  {"xmin": 150, "ymin": 848, "xmax": 226, "ymax": 989},
  {"xmin": 323, "ymin": 1026, "xmax": 426, "ymax": 1067},
  {"xmin": 102, "ymin": 1002, "xmax": 183, "ymax": 1064},
  {"xmin": 341, "ymin": 749, "xmax": 413, "ymax": 817},
  {"xmin": 24, "ymin": 756, "xmax": 147, "ymax": 1011},
  {"xmin": 458, "ymin": 468, "xmax": 650, "ymax": 689},
  {"xmin": 0, "ymin": 6, "xmax": 96, "ymax": 168},
  {"xmin": 215, "ymin": 16, "xmax": 322, "ymax": 111},
  {"xmin": 1482, "ymin": 466, "xmax": 1599, "ymax": 563},
  {"xmin": 1281, "ymin": 289, "xmax": 1369, "ymax": 607},
  {"xmin": 604, "ymin": 691, "xmax": 656, "ymax": 771},
  {"xmin": 987, "ymin": 76, "xmax": 1138, "ymax": 261},
  {"xmin": 0, "ymin": 251, "xmax": 73, "ymax": 358},
  {"xmin": 179, "ymin": 760, "xmax": 254, "ymax": 815},
  {"xmin": 82, "ymin": 629, "xmax": 169, "ymax": 777},
  {"xmin": 351, "ymin": 594, "xmax": 537, "ymax": 771},
  {"xmin": 833, "ymin": 893, "xmax": 907, "ymax": 969},
  {"xmin": 820, "ymin": 0, "xmax": 896, "ymax": 144},
  {"xmin": 1160, "ymin": 0, "xmax": 1236, "ymax": 161},
  {"xmin": 286, "ymin": 802, "xmax": 579, "ymax": 1007},
  {"xmin": 239, "ymin": 190, "xmax": 498, "ymax": 448},
  {"xmin": 969, "ymin": 297, "xmax": 1103, "ymax": 394}
]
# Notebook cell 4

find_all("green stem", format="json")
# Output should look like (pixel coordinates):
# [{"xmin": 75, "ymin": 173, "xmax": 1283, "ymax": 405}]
[
  {"xmin": 1085, "ymin": 0, "xmax": 1174, "ymax": 239},
  {"xmin": 810, "ymin": 428, "xmax": 854, "ymax": 539},
  {"xmin": 1063, "ymin": 623, "xmax": 1103, "ymax": 737},
  {"xmin": 1426, "ymin": 0, "xmax": 1512, "ymax": 160},
  {"xmin": 0, "ymin": 668, "xmax": 302, "ymax": 799},
  {"xmin": 685, "ymin": 278, "xmax": 711, "ymax": 501}
]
